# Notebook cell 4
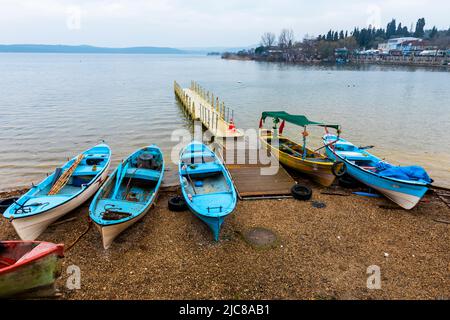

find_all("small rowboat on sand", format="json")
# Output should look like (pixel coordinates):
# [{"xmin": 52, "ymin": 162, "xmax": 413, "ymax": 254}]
[
  {"xmin": 259, "ymin": 112, "xmax": 341, "ymax": 187},
  {"xmin": 179, "ymin": 141, "xmax": 237, "ymax": 241},
  {"xmin": 89, "ymin": 146, "xmax": 164, "ymax": 249},
  {"xmin": 3, "ymin": 144, "xmax": 111, "ymax": 240},
  {"xmin": 0, "ymin": 241, "xmax": 64, "ymax": 298},
  {"xmin": 323, "ymin": 134, "xmax": 432, "ymax": 209}
]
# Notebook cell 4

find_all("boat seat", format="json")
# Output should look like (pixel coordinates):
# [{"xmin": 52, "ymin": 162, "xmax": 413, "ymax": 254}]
[
  {"xmin": 337, "ymin": 151, "xmax": 370, "ymax": 161},
  {"xmin": 124, "ymin": 168, "xmax": 161, "ymax": 181},
  {"xmin": 181, "ymin": 152, "xmax": 215, "ymax": 162},
  {"xmin": 16, "ymin": 243, "xmax": 55, "ymax": 263},
  {"xmin": 181, "ymin": 163, "xmax": 222, "ymax": 175},
  {"xmin": 85, "ymin": 153, "xmax": 108, "ymax": 158},
  {"xmin": 73, "ymin": 166, "xmax": 103, "ymax": 176}
]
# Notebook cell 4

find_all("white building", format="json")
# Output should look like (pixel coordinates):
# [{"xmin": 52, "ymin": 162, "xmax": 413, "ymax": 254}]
[{"xmin": 378, "ymin": 37, "xmax": 422, "ymax": 53}]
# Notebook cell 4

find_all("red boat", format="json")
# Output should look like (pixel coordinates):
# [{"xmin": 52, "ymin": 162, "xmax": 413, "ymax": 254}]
[{"xmin": 0, "ymin": 241, "xmax": 64, "ymax": 298}]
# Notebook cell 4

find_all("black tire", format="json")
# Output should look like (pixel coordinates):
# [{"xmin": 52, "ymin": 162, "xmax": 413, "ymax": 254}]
[
  {"xmin": 332, "ymin": 161, "xmax": 347, "ymax": 177},
  {"xmin": 291, "ymin": 184, "xmax": 313, "ymax": 201},
  {"xmin": 0, "ymin": 197, "xmax": 19, "ymax": 214},
  {"xmin": 168, "ymin": 196, "xmax": 188, "ymax": 212},
  {"xmin": 338, "ymin": 175, "xmax": 359, "ymax": 189}
]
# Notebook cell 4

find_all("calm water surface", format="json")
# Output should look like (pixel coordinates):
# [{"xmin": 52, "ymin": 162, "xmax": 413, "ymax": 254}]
[{"xmin": 0, "ymin": 54, "xmax": 449, "ymax": 190}]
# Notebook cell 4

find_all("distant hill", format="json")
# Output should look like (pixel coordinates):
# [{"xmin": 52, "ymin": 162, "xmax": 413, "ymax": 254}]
[
  {"xmin": 180, "ymin": 45, "xmax": 257, "ymax": 54},
  {"xmin": 0, "ymin": 44, "xmax": 186, "ymax": 54}
]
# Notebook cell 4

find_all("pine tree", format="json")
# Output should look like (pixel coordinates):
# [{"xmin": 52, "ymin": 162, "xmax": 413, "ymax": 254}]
[
  {"xmin": 414, "ymin": 18, "xmax": 426, "ymax": 38},
  {"xmin": 429, "ymin": 26, "xmax": 438, "ymax": 39},
  {"xmin": 386, "ymin": 19, "xmax": 396, "ymax": 39},
  {"xmin": 326, "ymin": 30, "xmax": 333, "ymax": 41}
]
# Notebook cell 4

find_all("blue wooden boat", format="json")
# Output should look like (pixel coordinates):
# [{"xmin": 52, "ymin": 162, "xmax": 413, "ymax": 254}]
[
  {"xmin": 179, "ymin": 141, "xmax": 237, "ymax": 241},
  {"xmin": 89, "ymin": 146, "xmax": 164, "ymax": 249},
  {"xmin": 3, "ymin": 144, "xmax": 111, "ymax": 240},
  {"xmin": 323, "ymin": 134, "xmax": 432, "ymax": 210}
]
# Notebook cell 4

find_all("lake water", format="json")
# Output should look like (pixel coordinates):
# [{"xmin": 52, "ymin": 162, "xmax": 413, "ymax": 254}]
[{"xmin": 0, "ymin": 53, "xmax": 449, "ymax": 191}]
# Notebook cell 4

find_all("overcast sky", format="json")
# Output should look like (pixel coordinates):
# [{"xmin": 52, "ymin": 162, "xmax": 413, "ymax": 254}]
[{"xmin": 1, "ymin": 0, "xmax": 449, "ymax": 48}]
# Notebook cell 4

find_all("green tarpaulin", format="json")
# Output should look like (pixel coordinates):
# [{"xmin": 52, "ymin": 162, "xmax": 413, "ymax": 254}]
[{"xmin": 261, "ymin": 111, "xmax": 340, "ymax": 130}]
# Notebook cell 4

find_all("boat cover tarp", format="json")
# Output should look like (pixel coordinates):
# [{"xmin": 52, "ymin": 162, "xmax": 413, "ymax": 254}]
[
  {"xmin": 261, "ymin": 111, "xmax": 340, "ymax": 130},
  {"xmin": 376, "ymin": 162, "xmax": 432, "ymax": 183}
]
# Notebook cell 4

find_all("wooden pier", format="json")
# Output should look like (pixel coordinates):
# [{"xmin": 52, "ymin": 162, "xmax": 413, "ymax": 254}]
[
  {"xmin": 214, "ymin": 142, "xmax": 296, "ymax": 200},
  {"xmin": 174, "ymin": 81, "xmax": 244, "ymax": 138},
  {"xmin": 174, "ymin": 80, "xmax": 295, "ymax": 199}
]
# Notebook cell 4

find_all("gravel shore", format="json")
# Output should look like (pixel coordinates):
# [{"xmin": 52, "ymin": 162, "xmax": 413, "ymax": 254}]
[{"xmin": 1, "ymin": 185, "xmax": 449, "ymax": 300}]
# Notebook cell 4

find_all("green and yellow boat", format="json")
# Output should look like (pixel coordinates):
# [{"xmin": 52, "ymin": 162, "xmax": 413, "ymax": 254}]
[{"xmin": 259, "ymin": 112, "xmax": 341, "ymax": 187}]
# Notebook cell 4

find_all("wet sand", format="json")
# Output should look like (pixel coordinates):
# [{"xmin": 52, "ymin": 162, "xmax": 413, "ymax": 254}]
[{"xmin": 0, "ymin": 184, "xmax": 449, "ymax": 300}]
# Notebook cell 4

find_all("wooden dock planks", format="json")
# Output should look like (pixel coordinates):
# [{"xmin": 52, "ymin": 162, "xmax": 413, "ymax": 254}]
[
  {"xmin": 215, "ymin": 143, "xmax": 295, "ymax": 199},
  {"xmin": 226, "ymin": 164, "xmax": 295, "ymax": 198}
]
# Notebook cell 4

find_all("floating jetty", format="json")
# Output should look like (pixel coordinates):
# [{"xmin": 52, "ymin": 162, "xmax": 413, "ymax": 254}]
[{"xmin": 174, "ymin": 81, "xmax": 244, "ymax": 138}]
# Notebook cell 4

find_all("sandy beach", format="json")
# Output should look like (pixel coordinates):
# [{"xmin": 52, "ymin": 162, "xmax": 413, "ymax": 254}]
[{"xmin": 1, "ymin": 181, "xmax": 449, "ymax": 300}]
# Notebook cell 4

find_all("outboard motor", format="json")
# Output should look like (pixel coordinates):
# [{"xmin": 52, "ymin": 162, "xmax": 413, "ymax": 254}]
[{"xmin": 137, "ymin": 152, "xmax": 159, "ymax": 170}]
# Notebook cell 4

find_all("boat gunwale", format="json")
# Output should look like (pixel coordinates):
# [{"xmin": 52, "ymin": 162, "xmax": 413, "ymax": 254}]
[
  {"xmin": 89, "ymin": 145, "xmax": 164, "ymax": 227},
  {"xmin": 323, "ymin": 138, "xmax": 430, "ymax": 187},
  {"xmin": 4, "ymin": 144, "xmax": 112, "ymax": 220},
  {"xmin": 0, "ymin": 241, "xmax": 64, "ymax": 276},
  {"xmin": 259, "ymin": 134, "xmax": 334, "ymax": 167},
  {"xmin": 178, "ymin": 142, "xmax": 237, "ymax": 219}
]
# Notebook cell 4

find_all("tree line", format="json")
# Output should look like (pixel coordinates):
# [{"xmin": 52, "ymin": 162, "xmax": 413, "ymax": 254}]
[{"xmin": 260, "ymin": 18, "xmax": 449, "ymax": 50}]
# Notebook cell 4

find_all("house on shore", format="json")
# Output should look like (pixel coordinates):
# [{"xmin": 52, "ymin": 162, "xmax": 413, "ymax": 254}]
[{"xmin": 378, "ymin": 37, "xmax": 423, "ymax": 54}]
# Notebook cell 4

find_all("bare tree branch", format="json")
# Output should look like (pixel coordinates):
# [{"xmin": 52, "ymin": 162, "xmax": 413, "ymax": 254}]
[
  {"xmin": 278, "ymin": 29, "xmax": 295, "ymax": 49},
  {"xmin": 261, "ymin": 32, "xmax": 276, "ymax": 47}
]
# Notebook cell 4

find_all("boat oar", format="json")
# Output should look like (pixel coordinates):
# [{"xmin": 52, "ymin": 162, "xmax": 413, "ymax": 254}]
[
  {"xmin": 314, "ymin": 139, "xmax": 339, "ymax": 153},
  {"xmin": 358, "ymin": 145, "xmax": 375, "ymax": 150},
  {"xmin": 123, "ymin": 163, "xmax": 143, "ymax": 200},
  {"xmin": 183, "ymin": 164, "xmax": 197, "ymax": 195}
]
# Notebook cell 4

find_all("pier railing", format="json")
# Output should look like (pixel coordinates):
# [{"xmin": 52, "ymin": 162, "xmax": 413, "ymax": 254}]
[{"xmin": 174, "ymin": 81, "xmax": 243, "ymax": 138}]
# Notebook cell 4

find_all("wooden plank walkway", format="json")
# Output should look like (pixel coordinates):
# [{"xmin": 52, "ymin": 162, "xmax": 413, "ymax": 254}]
[
  {"xmin": 174, "ymin": 81, "xmax": 294, "ymax": 200},
  {"xmin": 214, "ymin": 142, "xmax": 295, "ymax": 199},
  {"xmin": 174, "ymin": 81, "xmax": 244, "ymax": 138}
]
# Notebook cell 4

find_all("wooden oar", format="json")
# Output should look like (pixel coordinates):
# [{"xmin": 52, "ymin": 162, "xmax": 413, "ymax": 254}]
[
  {"xmin": 123, "ymin": 164, "xmax": 142, "ymax": 200},
  {"xmin": 183, "ymin": 164, "xmax": 197, "ymax": 195},
  {"xmin": 314, "ymin": 139, "xmax": 339, "ymax": 153}
]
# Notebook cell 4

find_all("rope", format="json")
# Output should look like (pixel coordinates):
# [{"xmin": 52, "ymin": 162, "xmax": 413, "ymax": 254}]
[{"xmin": 65, "ymin": 218, "xmax": 92, "ymax": 252}]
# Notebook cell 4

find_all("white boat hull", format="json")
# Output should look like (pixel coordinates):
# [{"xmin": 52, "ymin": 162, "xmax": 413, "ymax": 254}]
[
  {"xmin": 365, "ymin": 182, "xmax": 422, "ymax": 210},
  {"xmin": 10, "ymin": 167, "xmax": 109, "ymax": 240},
  {"xmin": 96, "ymin": 203, "xmax": 154, "ymax": 250}
]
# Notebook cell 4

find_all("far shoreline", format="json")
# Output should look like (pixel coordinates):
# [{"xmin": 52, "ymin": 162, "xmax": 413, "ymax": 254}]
[{"xmin": 221, "ymin": 55, "xmax": 450, "ymax": 70}]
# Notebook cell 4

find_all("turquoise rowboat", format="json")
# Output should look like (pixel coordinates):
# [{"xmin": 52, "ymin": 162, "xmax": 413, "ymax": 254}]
[
  {"xmin": 179, "ymin": 141, "xmax": 237, "ymax": 241},
  {"xmin": 90, "ymin": 146, "xmax": 164, "ymax": 249},
  {"xmin": 3, "ymin": 144, "xmax": 111, "ymax": 240},
  {"xmin": 0, "ymin": 241, "xmax": 64, "ymax": 298},
  {"xmin": 323, "ymin": 134, "xmax": 432, "ymax": 210}
]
